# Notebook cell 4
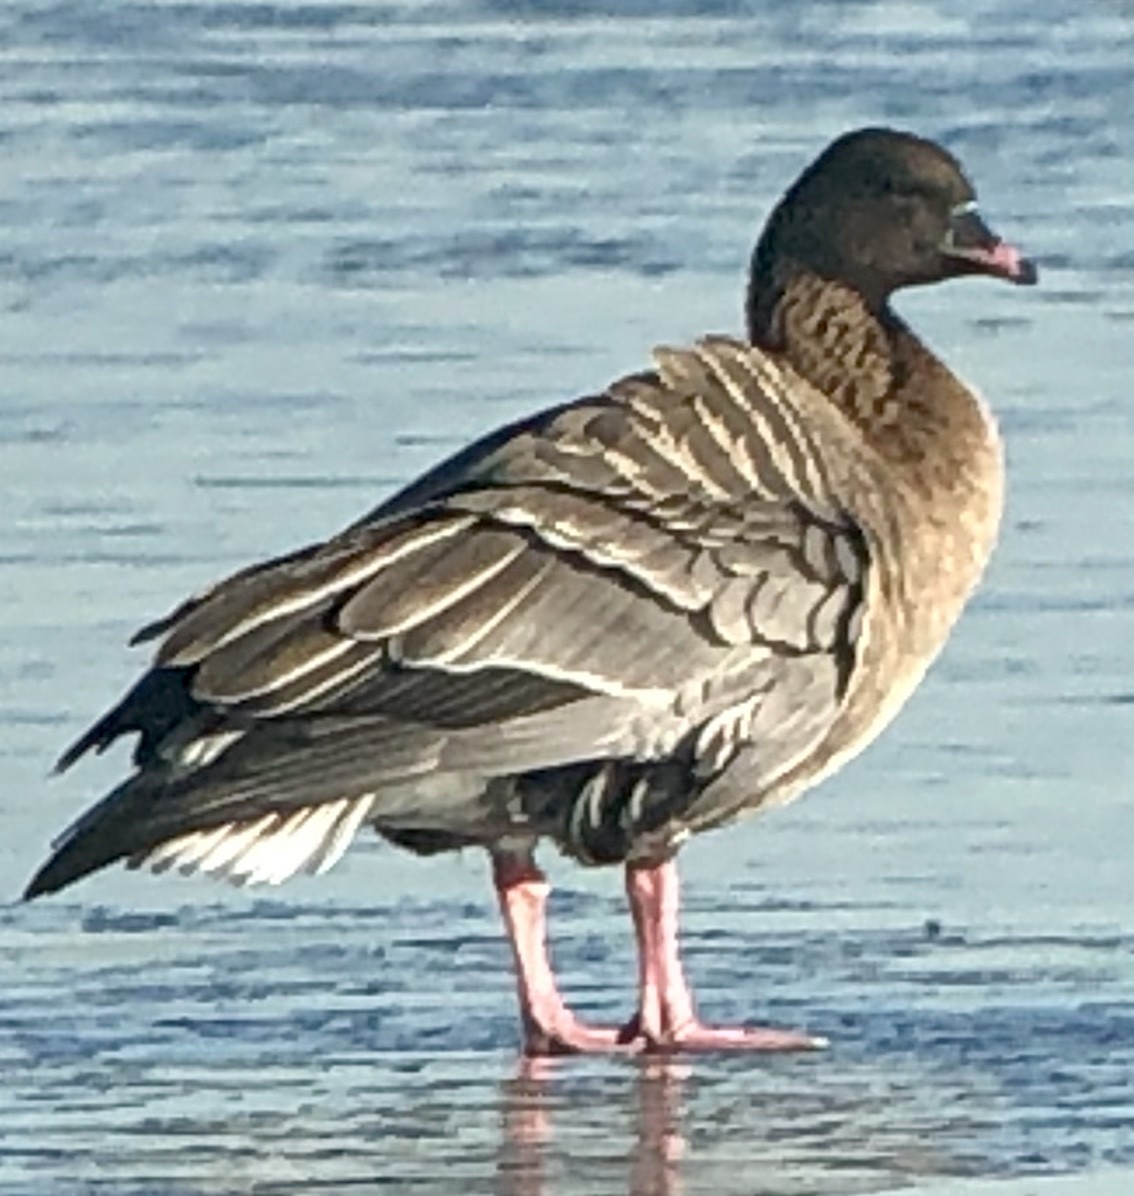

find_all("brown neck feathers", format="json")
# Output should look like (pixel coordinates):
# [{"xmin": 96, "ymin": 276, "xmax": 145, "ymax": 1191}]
[
  {"xmin": 748, "ymin": 267, "xmax": 997, "ymax": 499},
  {"xmin": 749, "ymin": 269, "xmax": 901, "ymax": 431}
]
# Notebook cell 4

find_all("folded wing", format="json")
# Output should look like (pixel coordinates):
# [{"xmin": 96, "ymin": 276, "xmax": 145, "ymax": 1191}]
[{"xmin": 27, "ymin": 338, "xmax": 870, "ymax": 897}]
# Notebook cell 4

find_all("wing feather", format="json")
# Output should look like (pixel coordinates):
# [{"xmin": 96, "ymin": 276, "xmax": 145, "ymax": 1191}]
[
  {"xmin": 32, "ymin": 337, "xmax": 876, "ymax": 898},
  {"xmin": 155, "ymin": 514, "xmax": 474, "ymax": 667}
]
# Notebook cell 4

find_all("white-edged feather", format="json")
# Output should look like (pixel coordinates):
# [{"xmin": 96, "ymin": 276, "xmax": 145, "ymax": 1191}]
[
  {"xmin": 137, "ymin": 821, "xmax": 234, "ymax": 872},
  {"xmin": 174, "ymin": 729, "xmax": 244, "ymax": 770},
  {"xmin": 305, "ymin": 793, "xmax": 376, "ymax": 876},
  {"xmin": 132, "ymin": 795, "xmax": 377, "ymax": 887},
  {"xmin": 192, "ymin": 814, "xmax": 278, "ymax": 875},
  {"xmin": 134, "ymin": 813, "xmax": 275, "ymax": 875},
  {"xmin": 230, "ymin": 807, "xmax": 330, "ymax": 885}
]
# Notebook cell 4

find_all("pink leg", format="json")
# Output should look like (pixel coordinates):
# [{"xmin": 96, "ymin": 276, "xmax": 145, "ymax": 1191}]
[
  {"xmin": 492, "ymin": 851, "xmax": 634, "ymax": 1056},
  {"xmin": 625, "ymin": 860, "xmax": 827, "ymax": 1053}
]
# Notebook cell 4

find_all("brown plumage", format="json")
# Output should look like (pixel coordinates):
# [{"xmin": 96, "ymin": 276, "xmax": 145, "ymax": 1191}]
[{"xmin": 26, "ymin": 128, "xmax": 1036, "ymax": 1055}]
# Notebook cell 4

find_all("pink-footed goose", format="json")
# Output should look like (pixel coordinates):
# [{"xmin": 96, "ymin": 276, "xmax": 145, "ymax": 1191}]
[{"xmin": 26, "ymin": 128, "xmax": 1036, "ymax": 1055}]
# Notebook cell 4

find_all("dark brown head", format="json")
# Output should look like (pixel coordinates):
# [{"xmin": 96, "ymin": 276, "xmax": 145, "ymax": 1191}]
[{"xmin": 747, "ymin": 127, "xmax": 1036, "ymax": 336}]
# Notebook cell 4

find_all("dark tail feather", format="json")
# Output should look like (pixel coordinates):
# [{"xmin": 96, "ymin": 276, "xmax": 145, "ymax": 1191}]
[
  {"xmin": 30, "ymin": 698, "xmax": 636, "ymax": 901},
  {"xmin": 24, "ymin": 774, "xmax": 158, "ymax": 899},
  {"xmin": 27, "ymin": 717, "xmax": 476, "ymax": 901},
  {"xmin": 55, "ymin": 668, "xmax": 200, "ymax": 774},
  {"xmin": 55, "ymin": 711, "xmax": 127, "ymax": 775}
]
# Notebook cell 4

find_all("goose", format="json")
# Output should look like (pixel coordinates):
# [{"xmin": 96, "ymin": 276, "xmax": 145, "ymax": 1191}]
[{"xmin": 25, "ymin": 127, "xmax": 1036, "ymax": 1055}]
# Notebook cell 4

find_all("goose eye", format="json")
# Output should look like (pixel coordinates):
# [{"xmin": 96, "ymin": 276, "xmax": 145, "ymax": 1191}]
[{"xmin": 877, "ymin": 178, "xmax": 924, "ymax": 202}]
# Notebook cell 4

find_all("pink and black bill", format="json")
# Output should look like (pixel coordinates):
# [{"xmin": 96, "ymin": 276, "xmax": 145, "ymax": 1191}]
[{"xmin": 942, "ymin": 201, "xmax": 1038, "ymax": 285}]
